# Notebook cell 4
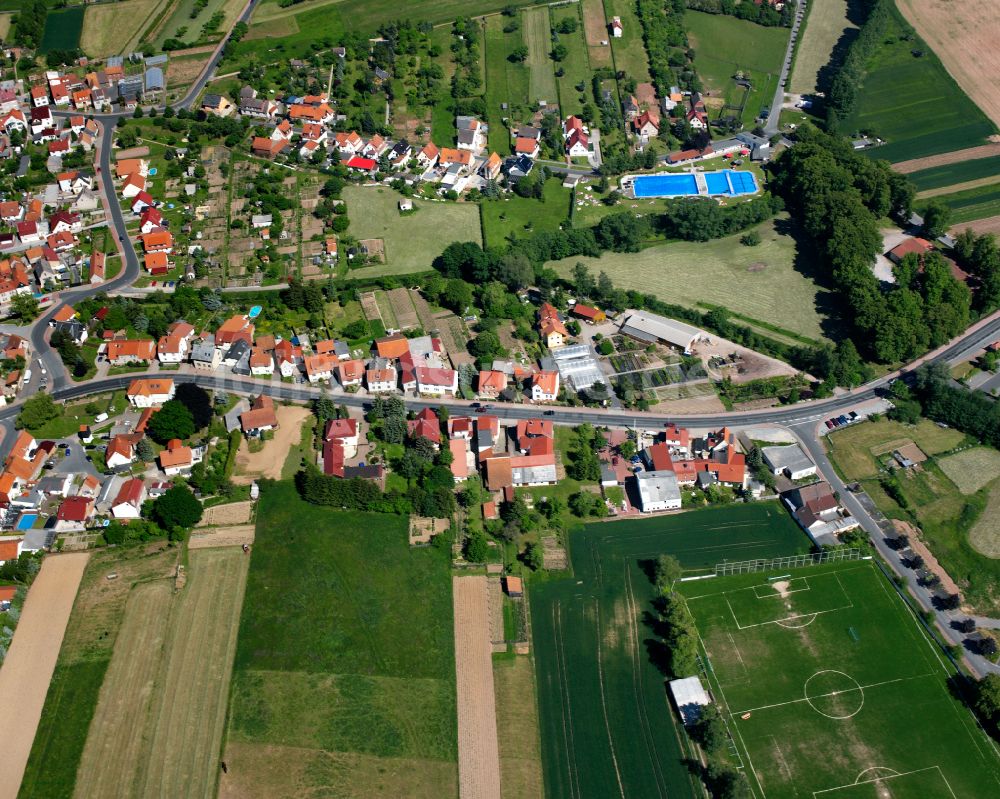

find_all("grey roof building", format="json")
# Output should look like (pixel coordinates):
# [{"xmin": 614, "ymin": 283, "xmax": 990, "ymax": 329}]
[
  {"xmin": 634, "ymin": 470, "xmax": 682, "ymax": 512},
  {"xmin": 619, "ymin": 310, "xmax": 705, "ymax": 351},
  {"xmin": 145, "ymin": 68, "xmax": 164, "ymax": 92},
  {"xmin": 762, "ymin": 444, "xmax": 816, "ymax": 479}
]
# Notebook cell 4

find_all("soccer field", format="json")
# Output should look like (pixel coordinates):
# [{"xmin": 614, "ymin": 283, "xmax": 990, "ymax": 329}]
[
  {"xmin": 531, "ymin": 505, "xmax": 811, "ymax": 799},
  {"xmin": 680, "ymin": 561, "xmax": 1000, "ymax": 798}
]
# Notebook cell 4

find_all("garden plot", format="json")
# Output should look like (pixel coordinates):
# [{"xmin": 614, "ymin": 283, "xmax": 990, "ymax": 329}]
[{"xmin": 388, "ymin": 287, "xmax": 420, "ymax": 330}]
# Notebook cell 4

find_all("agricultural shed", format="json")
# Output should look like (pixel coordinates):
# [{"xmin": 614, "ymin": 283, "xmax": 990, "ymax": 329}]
[
  {"xmin": 619, "ymin": 310, "xmax": 705, "ymax": 351},
  {"xmin": 668, "ymin": 676, "xmax": 711, "ymax": 725}
]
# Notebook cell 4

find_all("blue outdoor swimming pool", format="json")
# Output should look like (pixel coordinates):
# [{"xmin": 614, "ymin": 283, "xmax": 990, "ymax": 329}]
[
  {"xmin": 16, "ymin": 513, "xmax": 37, "ymax": 530},
  {"xmin": 632, "ymin": 169, "xmax": 759, "ymax": 198},
  {"xmin": 248, "ymin": 305, "xmax": 262, "ymax": 319}
]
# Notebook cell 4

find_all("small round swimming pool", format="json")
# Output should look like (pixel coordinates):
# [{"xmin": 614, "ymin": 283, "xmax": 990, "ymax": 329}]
[
  {"xmin": 148, "ymin": 167, "xmax": 158, "ymax": 176},
  {"xmin": 248, "ymin": 305, "xmax": 262, "ymax": 319}
]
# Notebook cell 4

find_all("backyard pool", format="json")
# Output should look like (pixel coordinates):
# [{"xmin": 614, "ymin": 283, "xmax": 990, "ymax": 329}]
[
  {"xmin": 248, "ymin": 305, "xmax": 262, "ymax": 319},
  {"xmin": 629, "ymin": 169, "xmax": 759, "ymax": 198},
  {"xmin": 15, "ymin": 513, "xmax": 37, "ymax": 530}
]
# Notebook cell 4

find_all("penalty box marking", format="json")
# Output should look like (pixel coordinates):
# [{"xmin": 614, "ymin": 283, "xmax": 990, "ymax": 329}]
[{"xmin": 811, "ymin": 765, "xmax": 957, "ymax": 799}]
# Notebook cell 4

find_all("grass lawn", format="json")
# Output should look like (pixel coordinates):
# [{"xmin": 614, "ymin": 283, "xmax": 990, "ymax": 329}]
[
  {"xmin": 549, "ymin": 216, "xmax": 833, "ymax": 341},
  {"xmin": 484, "ymin": 17, "xmax": 517, "ymax": 155},
  {"xmin": 681, "ymin": 561, "xmax": 1000, "ymax": 798},
  {"xmin": 789, "ymin": 0, "xmax": 856, "ymax": 94},
  {"xmin": 341, "ymin": 186, "xmax": 480, "ymax": 279},
  {"xmin": 826, "ymin": 417, "xmax": 967, "ymax": 481},
  {"xmin": 152, "ymin": 0, "xmax": 246, "ymax": 48},
  {"xmin": 0, "ymin": 13, "xmax": 11, "ymax": 42},
  {"xmin": 21, "ymin": 398, "xmax": 110, "ymax": 439},
  {"xmin": 531, "ymin": 504, "xmax": 810, "ymax": 799},
  {"xmin": 225, "ymin": 481, "xmax": 457, "ymax": 797},
  {"xmin": 550, "ymin": 4, "xmax": 592, "ymax": 117},
  {"xmin": 603, "ymin": 0, "xmax": 652, "ymax": 84},
  {"xmin": 907, "ymin": 155, "xmax": 1000, "ymax": 192},
  {"xmin": 19, "ymin": 546, "xmax": 181, "ymax": 799},
  {"xmin": 917, "ymin": 180, "xmax": 1000, "ymax": 224},
  {"xmin": 845, "ymin": 7, "xmax": 996, "ymax": 163},
  {"xmin": 523, "ymin": 6, "xmax": 558, "ymax": 105},
  {"xmin": 481, "ymin": 178, "xmax": 571, "ymax": 247},
  {"xmin": 686, "ymin": 11, "xmax": 789, "ymax": 127}
]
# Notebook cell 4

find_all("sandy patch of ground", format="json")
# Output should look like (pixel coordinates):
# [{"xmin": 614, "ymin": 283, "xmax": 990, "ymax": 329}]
[
  {"xmin": 115, "ymin": 146, "xmax": 150, "ymax": 160},
  {"xmin": 896, "ymin": 0, "xmax": 1000, "ymax": 128},
  {"xmin": 233, "ymin": 405, "xmax": 311, "ymax": 484},
  {"xmin": 453, "ymin": 576, "xmax": 502, "ymax": 799},
  {"xmin": 650, "ymin": 392, "xmax": 727, "ymax": 415},
  {"xmin": 0, "ymin": 552, "xmax": 90, "ymax": 799},
  {"xmin": 198, "ymin": 500, "xmax": 255, "ymax": 527},
  {"xmin": 893, "ymin": 142, "xmax": 1000, "ymax": 174},
  {"xmin": 695, "ymin": 334, "xmax": 802, "ymax": 383},
  {"xmin": 189, "ymin": 526, "xmax": 256, "ymax": 549}
]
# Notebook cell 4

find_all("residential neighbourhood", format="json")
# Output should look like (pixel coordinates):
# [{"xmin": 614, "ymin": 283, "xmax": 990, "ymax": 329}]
[{"xmin": 3, "ymin": 3, "xmax": 1000, "ymax": 799}]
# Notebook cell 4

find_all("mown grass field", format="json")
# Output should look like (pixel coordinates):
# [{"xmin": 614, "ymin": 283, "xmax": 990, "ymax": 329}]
[
  {"xmin": 40, "ymin": 7, "xmax": 84, "ymax": 53},
  {"xmin": 81, "ymin": 0, "xmax": 165, "ymax": 57},
  {"xmin": 938, "ymin": 447, "xmax": 1000, "ymax": 495},
  {"xmin": 846, "ymin": 7, "xmax": 996, "ymax": 163},
  {"xmin": 907, "ymin": 155, "xmax": 1000, "ymax": 192},
  {"xmin": 970, "ymin": 481, "xmax": 1000, "ymax": 559},
  {"xmin": 493, "ymin": 656, "xmax": 544, "ymax": 799},
  {"xmin": 531, "ymin": 504, "xmax": 809, "ymax": 799},
  {"xmin": 523, "ymin": 6, "xmax": 558, "ymax": 105},
  {"xmin": 223, "ymin": 481, "xmax": 458, "ymax": 798},
  {"xmin": 481, "ymin": 178, "xmax": 571, "ymax": 248},
  {"xmin": 681, "ymin": 561, "xmax": 1000, "ymax": 798},
  {"xmin": 69, "ymin": 547, "xmax": 247, "ymax": 799},
  {"xmin": 549, "ymin": 217, "xmax": 831, "ymax": 341},
  {"xmin": 342, "ymin": 186, "xmax": 480, "ymax": 279},
  {"xmin": 918, "ymin": 180, "xmax": 1000, "ymax": 224},
  {"xmin": 550, "ymin": 4, "xmax": 591, "ymax": 117},
  {"xmin": 686, "ymin": 11, "xmax": 789, "ymax": 126},
  {"xmin": 18, "ymin": 547, "xmax": 181, "ymax": 799},
  {"xmin": 789, "ymin": 0, "xmax": 856, "ymax": 94},
  {"xmin": 0, "ymin": 12, "xmax": 13, "ymax": 42},
  {"xmin": 826, "ymin": 418, "xmax": 965, "ymax": 481}
]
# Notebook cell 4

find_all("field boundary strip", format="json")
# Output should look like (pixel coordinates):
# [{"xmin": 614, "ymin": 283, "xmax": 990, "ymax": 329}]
[{"xmin": 811, "ymin": 764, "xmax": 957, "ymax": 798}]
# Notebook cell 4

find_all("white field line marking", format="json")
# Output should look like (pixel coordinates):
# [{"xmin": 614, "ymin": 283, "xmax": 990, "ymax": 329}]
[
  {"xmin": 684, "ymin": 565, "xmax": 868, "ymax": 602},
  {"xmin": 774, "ymin": 613, "xmax": 818, "ymax": 629},
  {"xmin": 727, "ymin": 599, "xmax": 855, "ymax": 631},
  {"xmin": 753, "ymin": 577, "xmax": 811, "ymax": 599},
  {"xmin": 811, "ymin": 765, "xmax": 955, "ymax": 798},
  {"xmin": 727, "ymin": 631, "xmax": 747, "ymax": 671},
  {"xmin": 732, "ymin": 673, "xmax": 933, "ymax": 717},
  {"xmin": 594, "ymin": 601, "xmax": 626, "ymax": 799},
  {"xmin": 622, "ymin": 564, "xmax": 668, "ymax": 798}
]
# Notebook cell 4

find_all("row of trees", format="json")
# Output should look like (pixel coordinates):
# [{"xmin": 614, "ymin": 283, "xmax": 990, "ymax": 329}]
[
  {"xmin": 649, "ymin": 557, "xmax": 753, "ymax": 798},
  {"xmin": 908, "ymin": 363, "xmax": 1000, "ymax": 449},
  {"xmin": 825, "ymin": 0, "xmax": 891, "ymax": 129},
  {"xmin": 12, "ymin": 0, "xmax": 47, "ymax": 49}
]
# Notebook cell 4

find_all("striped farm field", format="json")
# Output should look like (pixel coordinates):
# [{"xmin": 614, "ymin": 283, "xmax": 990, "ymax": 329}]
[
  {"xmin": 937, "ymin": 447, "xmax": 1000, "ymax": 495},
  {"xmin": 908, "ymin": 155, "xmax": 1000, "ymax": 192},
  {"xmin": 918, "ymin": 181, "xmax": 1000, "ymax": 224},
  {"xmin": 847, "ymin": 6, "xmax": 996, "ymax": 163},
  {"xmin": 81, "ymin": 0, "xmax": 166, "ymax": 57},
  {"xmin": 74, "ymin": 548, "xmax": 249, "ymax": 799},
  {"xmin": 531, "ymin": 505, "xmax": 811, "ymax": 799}
]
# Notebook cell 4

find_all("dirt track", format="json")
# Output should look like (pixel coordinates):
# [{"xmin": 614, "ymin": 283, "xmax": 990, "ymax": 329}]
[
  {"xmin": 897, "ymin": 0, "xmax": 1000, "ymax": 129},
  {"xmin": 893, "ymin": 143, "xmax": 1000, "ymax": 174},
  {"xmin": 453, "ymin": 576, "xmax": 502, "ymax": 799},
  {"xmin": 0, "ymin": 553, "xmax": 90, "ymax": 799},
  {"xmin": 233, "ymin": 405, "xmax": 311, "ymax": 483}
]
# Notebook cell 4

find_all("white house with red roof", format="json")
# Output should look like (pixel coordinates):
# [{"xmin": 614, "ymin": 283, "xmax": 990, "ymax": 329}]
[
  {"xmin": 111, "ymin": 478, "xmax": 146, "ymax": 519},
  {"xmin": 531, "ymin": 371, "xmax": 560, "ymax": 402},
  {"xmin": 416, "ymin": 366, "xmax": 458, "ymax": 397}
]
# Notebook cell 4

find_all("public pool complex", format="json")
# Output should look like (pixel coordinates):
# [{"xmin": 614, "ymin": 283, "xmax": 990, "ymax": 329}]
[{"xmin": 622, "ymin": 169, "xmax": 759, "ymax": 198}]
